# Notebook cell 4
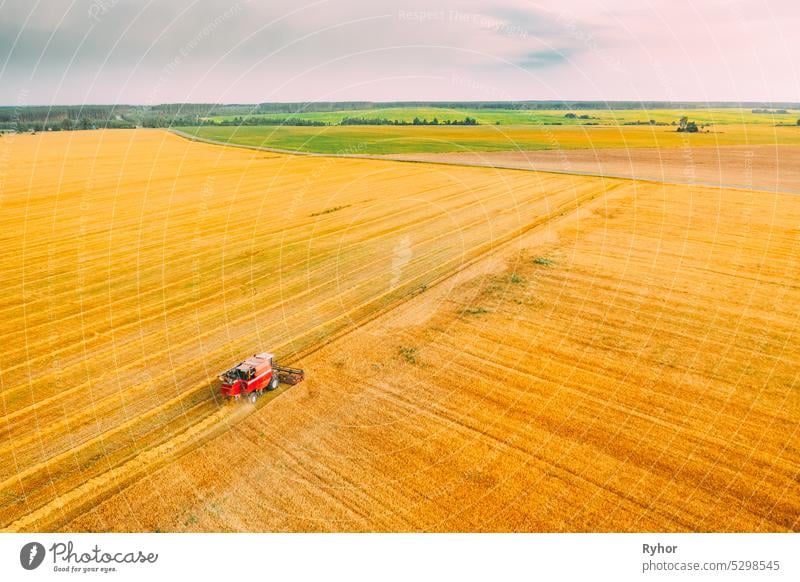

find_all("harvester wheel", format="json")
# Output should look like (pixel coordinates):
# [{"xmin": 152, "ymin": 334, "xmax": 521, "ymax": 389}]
[
  {"xmin": 268, "ymin": 375, "xmax": 279, "ymax": 391},
  {"xmin": 248, "ymin": 391, "xmax": 259, "ymax": 404}
]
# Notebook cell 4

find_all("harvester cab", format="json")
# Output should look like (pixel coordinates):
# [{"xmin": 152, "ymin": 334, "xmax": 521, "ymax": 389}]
[{"xmin": 237, "ymin": 364, "xmax": 255, "ymax": 381}]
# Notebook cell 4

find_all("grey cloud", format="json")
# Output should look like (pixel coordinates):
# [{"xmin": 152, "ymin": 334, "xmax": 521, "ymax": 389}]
[{"xmin": 516, "ymin": 49, "xmax": 572, "ymax": 69}]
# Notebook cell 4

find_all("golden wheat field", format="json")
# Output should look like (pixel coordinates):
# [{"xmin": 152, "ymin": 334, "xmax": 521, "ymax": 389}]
[{"xmin": 1, "ymin": 129, "xmax": 798, "ymax": 532}]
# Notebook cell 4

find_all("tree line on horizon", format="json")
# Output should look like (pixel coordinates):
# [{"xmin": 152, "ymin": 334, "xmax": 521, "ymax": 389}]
[
  {"xmin": 0, "ymin": 105, "xmax": 482, "ymax": 132},
  {"xmin": 2, "ymin": 104, "xmax": 798, "ymax": 133}
]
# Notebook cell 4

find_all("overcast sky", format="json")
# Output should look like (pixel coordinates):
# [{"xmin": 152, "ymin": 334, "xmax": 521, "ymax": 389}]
[{"xmin": 1, "ymin": 0, "xmax": 798, "ymax": 105}]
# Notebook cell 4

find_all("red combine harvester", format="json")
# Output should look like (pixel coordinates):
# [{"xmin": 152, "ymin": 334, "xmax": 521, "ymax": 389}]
[{"xmin": 219, "ymin": 352, "xmax": 304, "ymax": 403}]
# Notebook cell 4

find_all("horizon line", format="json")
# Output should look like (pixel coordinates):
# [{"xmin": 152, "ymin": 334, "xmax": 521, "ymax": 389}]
[{"xmin": 3, "ymin": 100, "xmax": 800, "ymax": 108}]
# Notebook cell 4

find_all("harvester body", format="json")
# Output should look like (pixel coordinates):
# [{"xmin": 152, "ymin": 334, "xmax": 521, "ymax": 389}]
[
  {"xmin": 219, "ymin": 352, "xmax": 277, "ymax": 399},
  {"xmin": 219, "ymin": 352, "xmax": 305, "ymax": 402}
]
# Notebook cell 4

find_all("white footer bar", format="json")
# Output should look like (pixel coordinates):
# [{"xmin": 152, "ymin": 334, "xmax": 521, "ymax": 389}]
[{"xmin": 1, "ymin": 533, "xmax": 796, "ymax": 582}]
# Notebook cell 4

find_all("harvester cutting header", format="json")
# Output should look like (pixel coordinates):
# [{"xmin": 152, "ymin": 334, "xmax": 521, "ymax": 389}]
[{"xmin": 219, "ymin": 352, "xmax": 304, "ymax": 403}]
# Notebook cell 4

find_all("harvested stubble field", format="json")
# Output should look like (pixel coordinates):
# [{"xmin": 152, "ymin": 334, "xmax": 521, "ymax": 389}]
[
  {"xmin": 68, "ymin": 169, "xmax": 800, "ymax": 532},
  {"xmin": 1, "ymin": 129, "xmax": 798, "ymax": 532},
  {"xmin": 0, "ymin": 129, "xmax": 608, "ymax": 531}
]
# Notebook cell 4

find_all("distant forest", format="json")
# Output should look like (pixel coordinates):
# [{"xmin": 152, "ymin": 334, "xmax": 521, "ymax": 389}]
[
  {"xmin": 2, "ymin": 101, "xmax": 799, "ymax": 133},
  {"xmin": 249, "ymin": 101, "xmax": 800, "ymax": 113}
]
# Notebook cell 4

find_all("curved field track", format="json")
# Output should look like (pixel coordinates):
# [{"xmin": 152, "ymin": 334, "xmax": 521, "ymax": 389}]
[
  {"xmin": 0, "ymin": 129, "xmax": 624, "ymax": 531},
  {"xmin": 56, "ymin": 149, "xmax": 800, "ymax": 531}
]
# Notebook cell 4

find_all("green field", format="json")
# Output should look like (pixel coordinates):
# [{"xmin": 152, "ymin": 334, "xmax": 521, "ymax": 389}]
[
  {"xmin": 207, "ymin": 107, "xmax": 799, "ymax": 126},
  {"xmin": 175, "ymin": 123, "xmax": 800, "ymax": 155}
]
